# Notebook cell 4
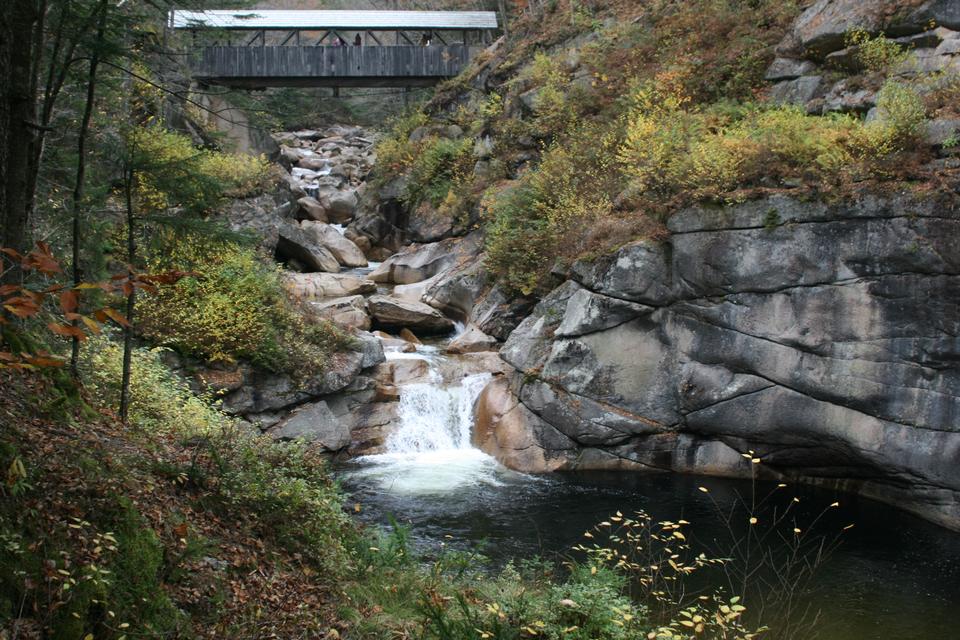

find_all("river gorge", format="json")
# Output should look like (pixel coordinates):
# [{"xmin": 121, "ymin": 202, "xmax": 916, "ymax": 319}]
[{"xmin": 184, "ymin": 119, "xmax": 960, "ymax": 638}]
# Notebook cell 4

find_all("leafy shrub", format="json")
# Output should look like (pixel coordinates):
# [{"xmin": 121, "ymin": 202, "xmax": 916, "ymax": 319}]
[
  {"xmin": 212, "ymin": 431, "xmax": 351, "ymax": 564},
  {"xmin": 373, "ymin": 109, "xmax": 430, "ymax": 175},
  {"xmin": 857, "ymin": 80, "xmax": 927, "ymax": 154},
  {"xmin": 845, "ymin": 29, "xmax": 911, "ymax": 75},
  {"xmin": 137, "ymin": 232, "xmax": 352, "ymax": 373},
  {"xmin": 403, "ymin": 136, "xmax": 473, "ymax": 207},
  {"xmin": 129, "ymin": 127, "xmax": 271, "ymax": 214},
  {"xmin": 81, "ymin": 334, "xmax": 228, "ymax": 434},
  {"xmin": 419, "ymin": 562, "xmax": 646, "ymax": 640},
  {"xmin": 197, "ymin": 151, "xmax": 272, "ymax": 198},
  {"xmin": 484, "ymin": 124, "xmax": 618, "ymax": 294}
]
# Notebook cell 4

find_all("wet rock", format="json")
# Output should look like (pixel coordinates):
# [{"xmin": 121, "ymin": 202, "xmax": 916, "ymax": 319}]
[
  {"xmin": 297, "ymin": 196, "xmax": 329, "ymax": 222},
  {"xmin": 282, "ymin": 272, "xmax": 376, "ymax": 300},
  {"xmin": 301, "ymin": 221, "xmax": 367, "ymax": 268},
  {"xmin": 497, "ymin": 193, "xmax": 960, "ymax": 530},
  {"xmin": 276, "ymin": 221, "xmax": 340, "ymax": 272},
  {"xmin": 473, "ymin": 377, "xmax": 576, "ymax": 472},
  {"xmin": 366, "ymin": 295, "xmax": 455, "ymax": 334},
  {"xmin": 398, "ymin": 328, "xmax": 422, "ymax": 344},
  {"xmin": 309, "ymin": 295, "xmax": 371, "ymax": 331},
  {"xmin": 446, "ymin": 325, "xmax": 498, "ymax": 354}
]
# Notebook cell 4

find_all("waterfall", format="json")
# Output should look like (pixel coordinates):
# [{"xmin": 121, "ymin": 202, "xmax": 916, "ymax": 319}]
[
  {"xmin": 387, "ymin": 372, "xmax": 491, "ymax": 454},
  {"xmin": 349, "ymin": 364, "xmax": 500, "ymax": 494}
]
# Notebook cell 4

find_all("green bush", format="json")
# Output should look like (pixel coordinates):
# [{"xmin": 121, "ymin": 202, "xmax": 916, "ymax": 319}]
[
  {"xmin": 845, "ymin": 29, "xmax": 911, "ymax": 75},
  {"xmin": 212, "ymin": 432, "xmax": 352, "ymax": 565},
  {"xmin": 138, "ymin": 232, "xmax": 352, "ymax": 373},
  {"xmin": 403, "ymin": 136, "xmax": 473, "ymax": 208},
  {"xmin": 81, "ymin": 335, "xmax": 228, "ymax": 435},
  {"xmin": 130, "ymin": 126, "xmax": 271, "ymax": 214},
  {"xmin": 854, "ymin": 80, "xmax": 927, "ymax": 156}
]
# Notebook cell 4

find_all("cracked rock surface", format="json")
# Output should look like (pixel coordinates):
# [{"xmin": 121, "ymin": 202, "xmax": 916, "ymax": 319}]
[{"xmin": 479, "ymin": 193, "xmax": 960, "ymax": 530}]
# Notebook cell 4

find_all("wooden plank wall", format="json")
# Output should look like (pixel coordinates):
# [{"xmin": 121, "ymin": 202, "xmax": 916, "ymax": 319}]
[{"xmin": 195, "ymin": 45, "xmax": 476, "ymax": 85}]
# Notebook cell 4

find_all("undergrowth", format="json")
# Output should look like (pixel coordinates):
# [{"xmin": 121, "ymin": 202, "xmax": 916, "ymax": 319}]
[{"xmin": 137, "ymin": 230, "xmax": 354, "ymax": 374}]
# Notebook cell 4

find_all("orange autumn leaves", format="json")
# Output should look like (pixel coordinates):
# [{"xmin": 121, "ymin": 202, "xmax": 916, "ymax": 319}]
[{"xmin": 1, "ymin": 242, "xmax": 190, "ymax": 368}]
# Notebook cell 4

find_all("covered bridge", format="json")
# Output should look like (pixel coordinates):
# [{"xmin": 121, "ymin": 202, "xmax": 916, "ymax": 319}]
[{"xmin": 169, "ymin": 9, "xmax": 500, "ymax": 88}]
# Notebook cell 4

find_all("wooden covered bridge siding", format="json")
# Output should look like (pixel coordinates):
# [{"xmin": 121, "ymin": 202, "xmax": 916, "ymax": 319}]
[
  {"xmin": 171, "ymin": 9, "xmax": 499, "ymax": 89},
  {"xmin": 194, "ymin": 44, "xmax": 481, "ymax": 88}
]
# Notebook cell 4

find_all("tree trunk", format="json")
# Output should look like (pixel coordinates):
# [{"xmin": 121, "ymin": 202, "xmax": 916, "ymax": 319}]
[
  {"xmin": 1, "ymin": 0, "xmax": 42, "ymax": 265},
  {"xmin": 119, "ymin": 164, "xmax": 136, "ymax": 424},
  {"xmin": 70, "ymin": 0, "xmax": 109, "ymax": 376}
]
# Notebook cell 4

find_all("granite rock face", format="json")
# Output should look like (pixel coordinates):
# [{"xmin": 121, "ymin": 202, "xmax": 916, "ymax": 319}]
[{"xmin": 481, "ymin": 193, "xmax": 960, "ymax": 530}]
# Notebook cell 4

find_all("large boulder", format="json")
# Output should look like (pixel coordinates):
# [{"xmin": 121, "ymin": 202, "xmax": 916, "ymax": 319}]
[
  {"xmin": 408, "ymin": 201, "xmax": 455, "ymax": 243},
  {"xmin": 225, "ymin": 194, "xmax": 284, "ymax": 253},
  {"xmin": 282, "ymin": 272, "xmax": 376, "ymax": 300},
  {"xmin": 473, "ymin": 377, "xmax": 576, "ymax": 472},
  {"xmin": 368, "ymin": 233, "xmax": 482, "ymax": 284},
  {"xmin": 446, "ymin": 324, "xmax": 498, "ymax": 354},
  {"xmin": 777, "ymin": 0, "xmax": 960, "ymax": 60},
  {"xmin": 366, "ymin": 295, "xmax": 455, "ymax": 334},
  {"xmin": 324, "ymin": 189, "xmax": 358, "ymax": 223},
  {"xmin": 268, "ymin": 400, "xmax": 351, "ymax": 451},
  {"xmin": 309, "ymin": 295, "xmax": 371, "ymax": 331},
  {"xmin": 276, "ymin": 221, "xmax": 340, "ymax": 272},
  {"xmin": 301, "ymin": 221, "xmax": 367, "ymax": 267},
  {"xmin": 296, "ymin": 196, "xmax": 329, "ymax": 222}
]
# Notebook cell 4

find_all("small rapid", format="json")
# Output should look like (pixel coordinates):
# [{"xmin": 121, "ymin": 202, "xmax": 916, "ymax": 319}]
[{"xmin": 344, "ymin": 344, "xmax": 511, "ymax": 495}]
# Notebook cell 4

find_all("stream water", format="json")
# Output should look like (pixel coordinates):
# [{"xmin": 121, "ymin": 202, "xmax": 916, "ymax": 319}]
[{"xmin": 338, "ymin": 320, "xmax": 959, "ymax": 639}]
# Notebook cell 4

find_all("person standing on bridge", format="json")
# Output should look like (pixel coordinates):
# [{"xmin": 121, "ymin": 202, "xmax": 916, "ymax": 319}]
[{"xmin": 354, "ymin": 33, "xmax": 362, "ymax": 46}]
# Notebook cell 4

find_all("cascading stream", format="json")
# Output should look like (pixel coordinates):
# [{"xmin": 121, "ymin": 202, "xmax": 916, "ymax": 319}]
[
  {"xmin": 387, "ymin": 371, "xmax": 491, "ymax": 454},
  {"xmin": 348, "ymin": 355, "xmax": 504, "ymax": 495}
]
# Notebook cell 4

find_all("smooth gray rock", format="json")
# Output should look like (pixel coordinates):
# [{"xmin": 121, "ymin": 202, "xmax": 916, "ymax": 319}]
[
  {"xmin": 765, "ymin": 57, "xmax": 817, "ymax": 81},
  {"xmin": 301, "ymin": 221, "xmax": 367, "ymax": 267},
  {"xmin": 269, "ymin": 400, "xmax": 351, "ymax": 451},
  {"xmin": 769, "ymin": 76, "xmax": 822, "ymax": 107},
  {"xmin": 277, "ymin": 221, "xmax": 340, "ymax": 273},
  {"xmin": 282, "ymin": 272, "xmax": 376, "ymax": 300},
  {"xmin": 353, "ymin": 331, "xmax": 387, "ymax": 369},
  {"xmin": 491, "ymin": 193, "xmax": 960, "ymax": 530},
  {"xmin": 221, "ymin": 351, "xmax": 364, "ymax": 415},
  {"xmin": 309, "ymin": 295, "xmax": 371, "ymax": 331},
  {"xmin": 777, "ymin": 0, "xmax": 960, "ymax": 60},
  {"xmin": 555, "ymin": 288, "xmax": 654, "ymax": 337},
  {"xmin": 366, "ymin": 295, "xmax": 455, "ymax": 334},
  {"xmin": 297, "ymin": 196, "xmax": 329, "ymax": 222},
  {"xmin": 369, "ymin": 233, "xmax": 482, "ymax": 284},
  {"xmin": 569, "ymin": 240, "xmax": 673, "ymax": 305}
]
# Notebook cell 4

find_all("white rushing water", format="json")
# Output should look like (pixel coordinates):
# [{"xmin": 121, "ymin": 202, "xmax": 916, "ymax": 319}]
[{"xmin": 351, "ymin": 363, "xmax": 507, "ymax": 495}]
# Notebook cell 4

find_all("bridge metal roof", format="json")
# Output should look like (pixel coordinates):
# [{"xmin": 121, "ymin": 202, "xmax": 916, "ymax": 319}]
[{"xmin": 169, "ymin": 9, "xmax": 499, "ymax": 31}]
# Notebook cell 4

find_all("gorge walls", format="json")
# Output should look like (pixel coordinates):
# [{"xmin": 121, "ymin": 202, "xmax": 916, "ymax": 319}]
[{"xmin": 473, "ymin": 192, "xmax": 960, "ymax": 530}]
